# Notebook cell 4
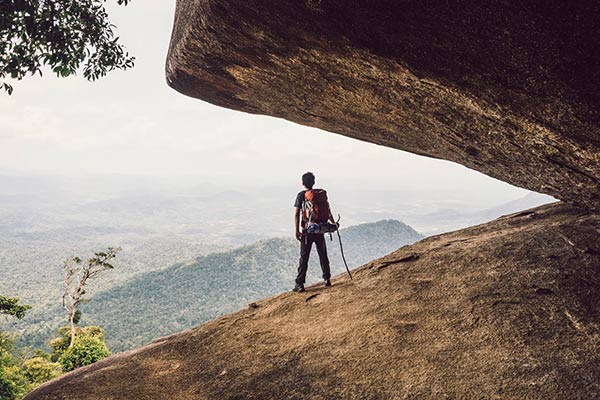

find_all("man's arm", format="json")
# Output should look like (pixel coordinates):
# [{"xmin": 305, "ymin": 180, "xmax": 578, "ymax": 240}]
[{"xmin": 294, "ymin": 207, "xmax": 302, "ymax": 240}]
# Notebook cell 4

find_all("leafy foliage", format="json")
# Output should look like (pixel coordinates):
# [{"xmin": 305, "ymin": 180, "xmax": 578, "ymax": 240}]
[
  {"xmin": 1, "ymin": 301, "xmax": 60, "ymax": 399},
  {"xmin": 0, "ymin": 364, "xmax": 29, "ymax": 400},
  {"xmin": 58, "ymin": 336, "xmax": 110, "ymax": 372},
  {"xmin": 21, "ymin": 357, "xmax": 61, "ymax": 388},
  {"xmin": 0, "ymin": 296, "xmax": 31, "ymax": 320},
  {"xmin": 49, "ymin": 326, "xmax": 110, "ymax": 372},
  {"xmin": 1, "ymin": 303, "xmax": 30, "ymax": 399},
  {"xmin": 0, "ymin": 0, "xmax": 134, "ymax": 94},
  {"xmin": 49, "ymin": 326, "xmax": 104, "ymax": 359},
  {"xmin": 0, "ymin": 333, "xmax": 30, "ymax": 400},
  {"xmin": 0, "ymin": 326, "xmax": 109, "ymax": 399}
]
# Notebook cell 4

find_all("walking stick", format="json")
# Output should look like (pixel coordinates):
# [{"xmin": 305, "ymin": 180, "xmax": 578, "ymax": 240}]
[{"xmin": 336, "ymin": 215, "xmax": 353, "ymax": 280}]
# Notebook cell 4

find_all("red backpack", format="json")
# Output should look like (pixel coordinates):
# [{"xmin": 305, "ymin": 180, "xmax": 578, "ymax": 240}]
[{"xmin": 303, "ymin": 189, "xmax": 330, "ymax": 224}]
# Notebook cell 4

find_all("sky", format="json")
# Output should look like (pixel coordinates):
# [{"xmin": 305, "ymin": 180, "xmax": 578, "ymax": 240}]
[{"xmin": 0, "ymin": 1, "xmax": 535, "ymax": 207}]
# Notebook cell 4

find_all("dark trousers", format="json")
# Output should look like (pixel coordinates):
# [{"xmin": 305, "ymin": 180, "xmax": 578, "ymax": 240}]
[{"xmin": 296, "ymin": 233, "xmax": 331, "ymax": 285}]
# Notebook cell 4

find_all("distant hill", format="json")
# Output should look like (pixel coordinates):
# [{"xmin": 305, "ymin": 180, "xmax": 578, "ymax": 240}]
[
  {"xmin": 82, "ymin": 220, "xmax": 423, "ymax": 351},
  {"xmin": 412, "ymin": 192, "xmax": 556, "ymax": 235}
]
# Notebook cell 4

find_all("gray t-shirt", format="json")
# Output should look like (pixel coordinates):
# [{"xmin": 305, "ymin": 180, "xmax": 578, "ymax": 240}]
[
  {"xmin": 295, "ymin": 190, "xmax": 307, "ymax": 230},
  {"xmin": 294, "ymin": 190, "xmax": 306, "ymax": 209}
]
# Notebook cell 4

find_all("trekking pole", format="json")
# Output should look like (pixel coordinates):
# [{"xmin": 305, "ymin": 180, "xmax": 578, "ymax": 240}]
[{"xmin": 336, "ymin": 214, "xmax": 353, "ymax": 280}]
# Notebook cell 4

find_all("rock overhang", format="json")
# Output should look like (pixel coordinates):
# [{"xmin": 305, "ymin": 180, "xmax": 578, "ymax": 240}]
[{"xmin": 166, "ymin": 0, "xmax": 600, "ymax": 210}]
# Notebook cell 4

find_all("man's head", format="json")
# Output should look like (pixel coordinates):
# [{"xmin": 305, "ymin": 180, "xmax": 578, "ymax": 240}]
[{"xmin": 302, "ymin": 172, "xmax": 315, "ymax": 189}]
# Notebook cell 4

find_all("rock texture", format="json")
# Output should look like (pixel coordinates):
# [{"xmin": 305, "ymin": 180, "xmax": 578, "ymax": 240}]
[
  {"xmin": 25, "ymin": 203, "xmax": 600, "ymax": 399},
  {"xmin": 166, "ymin": 1, "xmax": 600, "ymax": 210}
]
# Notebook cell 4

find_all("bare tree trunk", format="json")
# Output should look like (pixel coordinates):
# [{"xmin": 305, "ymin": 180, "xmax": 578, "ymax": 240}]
[{"xmin": 69, "ymin": 304, "xmax": 77, "ymax": 348}]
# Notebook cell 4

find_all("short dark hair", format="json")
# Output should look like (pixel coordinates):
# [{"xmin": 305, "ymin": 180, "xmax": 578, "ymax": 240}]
[{"xmin": 302, "ymin": 172, "xmax": 315, "ymax": 188}]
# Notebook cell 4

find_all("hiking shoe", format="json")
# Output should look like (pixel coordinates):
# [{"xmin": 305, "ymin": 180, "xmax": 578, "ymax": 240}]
[
  {"xmin": 324, "ymin": 279, "xmax": 332, "ymax": 287},
  {"xmin": 292, "ymin": 284, "xmax": 305, "ymax": 293}
]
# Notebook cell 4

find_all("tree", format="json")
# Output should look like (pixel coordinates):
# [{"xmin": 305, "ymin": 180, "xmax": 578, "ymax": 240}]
[
  {"xmin": 0, "ymin": 0, "xmax": 135, "ymax": 94},
  {"xmin": 62, "ymin": 247, "xmax": 120, "ymax": 347},
  {"xmin": 0, "ymin": 296, "xmax": 31, "ymax": 319},
  {"xmin": 49, "ymin": 326, "xmax": 110, "ymax": 372}
]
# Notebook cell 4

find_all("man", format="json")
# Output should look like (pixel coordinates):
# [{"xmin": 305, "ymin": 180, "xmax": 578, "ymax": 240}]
[{"xmin": 293, "ymin": 172, "xmax": 338, "ymax": 292}]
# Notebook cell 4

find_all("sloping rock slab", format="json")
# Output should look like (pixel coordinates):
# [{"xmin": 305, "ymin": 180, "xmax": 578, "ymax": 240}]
[{"xmin": 26, "ymin": 202, "xmax": 600, "ymax": 399}]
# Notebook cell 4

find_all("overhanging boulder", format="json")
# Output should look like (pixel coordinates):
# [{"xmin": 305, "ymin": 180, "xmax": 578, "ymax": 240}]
[{"xmin": 166, "ymin": 1, "xmax": 600, "ymax": 209}]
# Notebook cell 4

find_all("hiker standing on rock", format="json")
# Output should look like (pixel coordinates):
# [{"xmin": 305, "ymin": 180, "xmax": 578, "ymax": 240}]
[{"xmin": 293, "ymin": 172, "xmax": 338, "ymax": 292}]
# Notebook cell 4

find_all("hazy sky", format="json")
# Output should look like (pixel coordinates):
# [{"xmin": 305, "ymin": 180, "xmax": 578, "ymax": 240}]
[{"xmin": 0, "ymin": 1, "xmax": 534, "ymax": 205}]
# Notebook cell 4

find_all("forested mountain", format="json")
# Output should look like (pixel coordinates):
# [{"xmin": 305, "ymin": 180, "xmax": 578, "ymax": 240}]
[{"xmin": 82, "ymin": 220, "xmax": 423, "ymax": 351}]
